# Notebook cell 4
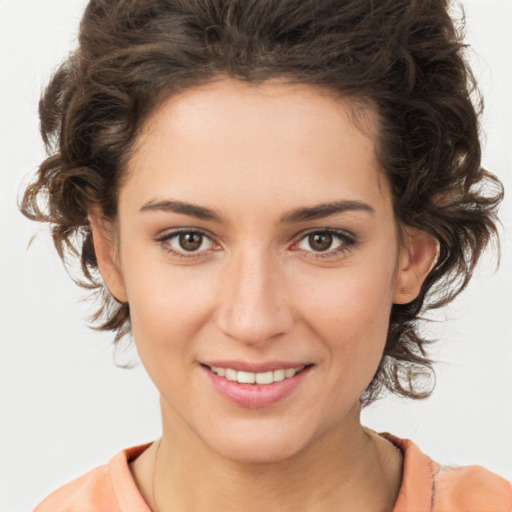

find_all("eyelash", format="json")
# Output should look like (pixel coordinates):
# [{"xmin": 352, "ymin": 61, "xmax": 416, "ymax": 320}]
[
  {"xmin": 156, "ymin": 228, "xmax": 358, "ymax": 260},
  {"xmin": 293, "ymin": 228, "xmax": 358, "ymax": 260},
  {"xmin": 156, "ymin": 229, "xmax": 218, "ymax": 259}
]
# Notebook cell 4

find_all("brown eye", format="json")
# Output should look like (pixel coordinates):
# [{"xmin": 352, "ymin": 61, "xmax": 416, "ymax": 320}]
[
  {"xmin": 296, "ymin": 229, "xmax": 356, "ymax": 258},
  {"xmin": 179, "ymin": 232, "xmax": 203, "ymax": 251},
  {"xmin": 308, "ymin": 232, "xmax": 333, "ymax": 252},
  {"xmin": 161, "ymin": 230, "xmax": 215, "ymax": 256}
]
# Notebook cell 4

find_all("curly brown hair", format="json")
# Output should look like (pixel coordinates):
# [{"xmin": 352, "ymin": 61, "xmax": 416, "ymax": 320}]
[{"xmin": 20, "ymin": 0, "xmax": 503, "ymax": 405}]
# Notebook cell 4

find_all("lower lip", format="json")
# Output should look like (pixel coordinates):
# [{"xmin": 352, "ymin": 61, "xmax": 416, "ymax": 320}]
[{"xmin": 202, "ymin": 365, "xmax": 313, "ymax": 409}]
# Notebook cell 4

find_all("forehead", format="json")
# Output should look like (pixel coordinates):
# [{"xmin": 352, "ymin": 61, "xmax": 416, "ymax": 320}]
[
  {"xmin": 141, "ymin": 77, "xmax": 376, "ymax": 135},
  {"xmin": 124, "ymin": 78, "xmax": 390, "ymax": 215}
]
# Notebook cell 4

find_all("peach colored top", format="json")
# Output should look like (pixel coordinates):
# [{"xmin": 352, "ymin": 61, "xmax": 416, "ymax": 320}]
[{"xmin": 33, "ymin": 434, "xmax": 511, "ymax": 512}]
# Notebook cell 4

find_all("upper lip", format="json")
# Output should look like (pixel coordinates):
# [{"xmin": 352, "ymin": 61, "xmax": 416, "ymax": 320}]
[{"xmin": 201, "ymin": 360, "xmax": 312, "ymax": 373}]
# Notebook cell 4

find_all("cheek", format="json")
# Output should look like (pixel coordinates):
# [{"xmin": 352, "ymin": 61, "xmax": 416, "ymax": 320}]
[
  {"xmin": 293, "ymin": 256, "xmax": 396, "ymax": 368},
  {"xmin": 302, "ymin": 272, "xmax": 394, "ymax": 417},
  {"xmin": 121, "ymin": 254, "xmax": 219, "ymax": 364},
  {"xmin": 297, "ymin": 245, "xmax": 396, "ymax": 316}
]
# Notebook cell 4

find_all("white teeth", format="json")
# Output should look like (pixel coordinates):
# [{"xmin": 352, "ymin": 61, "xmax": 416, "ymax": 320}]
[
  {"xmin": 255, "ymin": 371, "xmax": 274, "ymax": 385},
  {"xmin": 225, "ymin": 368, "xmax": 237, "ymax": 381},
  {"xmin": 273, "ymin": 369, "xmax": 286, "ymax": 382},
  {"xmin": 209, "ymin": 365, "xmax": 305, "ymax": 384},
  {"xmin": 237, "ymin": 371, "xmax": 256, "ymax": 384}
]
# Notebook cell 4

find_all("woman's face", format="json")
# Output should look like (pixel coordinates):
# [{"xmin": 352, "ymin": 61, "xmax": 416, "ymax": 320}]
[{"xmin": 95, "ymin": 78, "xmax": 428, "ymax": 463}]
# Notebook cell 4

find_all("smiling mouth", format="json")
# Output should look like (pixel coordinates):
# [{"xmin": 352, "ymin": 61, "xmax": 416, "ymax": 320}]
[{"xmin": 203, "ymin": 364, "xmax": 311, "ymax": 385}]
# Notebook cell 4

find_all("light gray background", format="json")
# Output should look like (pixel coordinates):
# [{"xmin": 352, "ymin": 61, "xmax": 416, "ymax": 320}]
[{"xmin": 1, "ymin": 1, "xmax": 511, "ymax": 510}]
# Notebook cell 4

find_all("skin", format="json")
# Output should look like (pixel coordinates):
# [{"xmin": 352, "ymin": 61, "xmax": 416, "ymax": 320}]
[{"xmin": 90, "ymin": 78, "xmax": 438, "ymax": 511}]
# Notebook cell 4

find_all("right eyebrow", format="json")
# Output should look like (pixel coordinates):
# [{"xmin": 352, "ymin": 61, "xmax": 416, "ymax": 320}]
[
  {"xmin": 279, "ymin": 200, "xmax": 375, "ymax": 223},
  {"xmin": 139, "ymin": 199, "xmax": 224, "ymax": 223}
]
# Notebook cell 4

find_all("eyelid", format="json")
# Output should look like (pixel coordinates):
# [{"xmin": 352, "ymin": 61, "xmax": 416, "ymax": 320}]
[
  {"xmin": 294, "ymin": 227, "xmax": 356, "ymax": 244},
  {"xmin": 155, "ymin": 227, "xmax": 358, "ymax": 260},
  {"xmin": 156, "ymin": 228, "xmax": 219, "ymax": 258},
  {"xmin": 291, "ymin": 228, "xmax": 358, "ymax": 258}
]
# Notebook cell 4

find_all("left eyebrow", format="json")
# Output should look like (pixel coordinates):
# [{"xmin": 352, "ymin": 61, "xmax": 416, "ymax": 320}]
[
  {"xmin": 280, "ymin": 200, "xmax": 375, "ymax": 223},
  {"xmin": 139, "ymin": 199, "xmax": 224, "ymax": 222}
]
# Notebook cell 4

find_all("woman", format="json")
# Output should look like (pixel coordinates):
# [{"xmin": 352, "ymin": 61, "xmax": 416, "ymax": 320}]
[{"xmin": 18, "ymin": 0, "xmax": 511, "ymax": 510}]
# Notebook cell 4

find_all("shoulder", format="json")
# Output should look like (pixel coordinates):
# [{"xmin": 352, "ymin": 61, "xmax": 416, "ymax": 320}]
[
  {"xmin": 379, "ymin": 432, "xmax": 512, "ymax": 512},
  {"xmin": 33, "ymin": 463, "xmax": 116, "ymax": 512},
  {"xmin": 433, "ymin": 464, "xmax": 512, "ymax": 512},
  {"xmin": 32, "ymin": 443, "xmax": 153, "ymax": 512}
]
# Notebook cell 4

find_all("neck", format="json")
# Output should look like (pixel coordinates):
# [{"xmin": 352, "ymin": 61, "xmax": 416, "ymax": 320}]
[{"xmin": 143, "ymin": 400, "xmax": 403, "ymax": 512}]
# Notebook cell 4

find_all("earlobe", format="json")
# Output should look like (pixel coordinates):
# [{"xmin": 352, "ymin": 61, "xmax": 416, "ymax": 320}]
[
  {"xmin": 88, "ymin": 207, "xmax": 128, "ymax": 303},
  {"xmin": 393, "ymin": 226, "xmax": 439, "ymax": 305}
]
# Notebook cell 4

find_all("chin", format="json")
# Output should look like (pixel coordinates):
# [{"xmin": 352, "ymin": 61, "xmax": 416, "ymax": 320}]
[{"xmin": 199, "ymin": 418, "xmax": 318, "ymax": 465}]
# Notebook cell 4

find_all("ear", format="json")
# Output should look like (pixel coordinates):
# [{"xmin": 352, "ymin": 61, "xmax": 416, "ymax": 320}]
[
  {"xmin": 88, "ymin": 207, "xmax": 128, "ymax": 303},
  {"xmin": 393, "ymin": 226, "xmax": 439, "ymax": 305}
]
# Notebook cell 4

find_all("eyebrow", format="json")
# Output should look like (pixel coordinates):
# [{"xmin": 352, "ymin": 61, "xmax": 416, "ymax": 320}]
[
  {"xmin": 280, "ymin": 200, "xmax": 375, "ymax": 223},
  {"xmin": 139, "ymin": 198, "xmax": 375, "ymax": 223},
  {"xmin": 140, "ymin": 199, "xmax": 224, "ymax": 222}
]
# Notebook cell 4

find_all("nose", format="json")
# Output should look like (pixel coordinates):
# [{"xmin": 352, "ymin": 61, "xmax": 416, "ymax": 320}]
[{"xmin": 215, "ymin": 246, "xmax": 294, "ymax": 346}]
